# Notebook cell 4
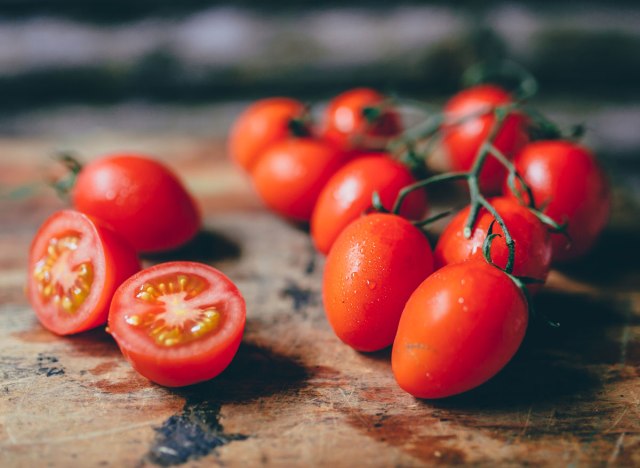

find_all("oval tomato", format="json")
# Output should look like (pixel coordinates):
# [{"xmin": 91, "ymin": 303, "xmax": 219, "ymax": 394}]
[
  {"xmin": 434, "ymin": 197, "xmax": 551, "ymax": 291},
  {"xmin": 72, "ymin": 154, "xmax": 201, "ymax": 253},
  {"xmin": 392, "ymin": 260, "xmax": 528, "ymax": 399},
  {"xmin": 108, "ymin": 261, "xmax": 246, "ymax": 387},
  {"xmin": 442, "ymin": 84, "xmax": 528, "ymax": 194},
  {"xmin": 229, "ymin": 98, "xmax": 307, "ymax": 172},
  {"xmin": 323, "ymin": 213, "xmax": 434, "ymax": 352},
  {"xmin": 27, "ymin": 210, "xmax": 141, "ymax": 335},
  {"xmin": 322, "ymin": 88, "xmax": 402, "ymax": 156},
  {"xmin": 506, "ymin": 140, "xmax": 611, "ymax": 262},
  {"xmin": 311, "ymin": 154, "xmax": 428, "ymax": 255},
  {"xmin": 251, "ymin": 138, "xmax": 346, "ymax": 221}
]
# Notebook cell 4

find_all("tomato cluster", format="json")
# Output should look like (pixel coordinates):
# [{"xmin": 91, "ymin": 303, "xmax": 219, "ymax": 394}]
[
  {"xmin": 232, "ymin": 81, "xmax": 610, "ymax": 399},
  {"xmin": 27, "ymin": 154, "xmax": 245, "ymax": 387}
]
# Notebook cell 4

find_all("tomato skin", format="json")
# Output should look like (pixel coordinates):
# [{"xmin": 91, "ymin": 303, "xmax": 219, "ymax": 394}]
[
  {"xmin": 108, "ymin": 261, "xmax": 246, "ymax": 387},
  {"xmin": 251, "ymin": 138, "xmax": 346, "ymax": 221},
  {"xmin": 434, "ymin": 197, "xmax": 551, "ymax": 292},
  {"xmin": 442, "ymin": 84, "xmax": 528, "ymax": 194},
  {"xmin": 322, "ymin": 88, "xmax": 402, "ymax": 156},
  {"xmin": 322, "ymin": 213, "xmax": 434, "ymax": 352},
  {"xmin": 72, "ymin": 154, "xmax": 201, "ymax": 253},
  {"xmin": 229, "ymin": 98, "xmax": 307, "ymax": 172},
  {"xmin": 392, "ymin": 261, "xmax": 528, "ymax": 399},
  {"xmin": 27, "ymin": 210, "xmax": 141, "ymax": 335},
  {"xmin": 505, "ymin": 141, "xmax": 611, "ymax": 262},
  {"xmin": 311, "ymin": 154, "xmax": 427, "ymax": 255}
]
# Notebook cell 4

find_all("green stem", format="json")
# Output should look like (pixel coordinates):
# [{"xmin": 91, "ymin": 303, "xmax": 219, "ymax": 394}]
[{"xmin": 392, "ymin": 172, "xmax": 468, "ymax": 215}]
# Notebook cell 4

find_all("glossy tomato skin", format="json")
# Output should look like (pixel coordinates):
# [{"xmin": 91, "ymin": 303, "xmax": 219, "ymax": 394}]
[
  {"xmin": 322, "ymin": 88, "xmax": 402, "ymax": 156},
  {"xmin": 392, "ymin": 261, "xmax": 528, "ymax": 399},
  {"xmin": 311, "ymin": 154, "xmax": 428, "ymax": 255},
  {"xmin": 442, "ymin": 85, "xmax": 528, "ymax": 194},
  {"xmin": 323, "ymin": 213, "xmax": 434, "ymax": 352},
  {"xmin": 72, "ymin": 154, "xmax": 201, "ymax": 253},
  {"xmin": 108, "ymin": 261, "xmax": 246, "ymax": 387},
  {"xmin": 229, "ymin": 98, "xmax": 307, "ymax": 172},
  {"xmin": 506, "ymin": 141, "xmax": 611, "ymax": 262},
  {"xmin": 27, "ymin": 210, "xmax": 141, "ymax": 335},
  {"xmin": 434, "ymin": 197, "xmax": 551, "ymax": 292},
  {"xmin": 251, "ymin": 138, "xmax": 346, "ymax": 221}
]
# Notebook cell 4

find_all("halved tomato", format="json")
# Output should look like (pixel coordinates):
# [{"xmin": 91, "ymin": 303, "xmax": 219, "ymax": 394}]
[
  {"xmin": 27, "ymin": 210, "xmax": 141, "ymax": 335},
  {"xmin": 108, "ymin": 261, "xmax": 246, "ymax": 387}
]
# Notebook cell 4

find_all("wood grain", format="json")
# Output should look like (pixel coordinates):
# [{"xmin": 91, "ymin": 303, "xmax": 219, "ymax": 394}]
[{"xmin": 1, "ymin": 135, "xmax": 639, "ymax": 467}]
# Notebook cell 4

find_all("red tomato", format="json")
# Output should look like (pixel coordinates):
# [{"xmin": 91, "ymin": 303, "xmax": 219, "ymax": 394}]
[
  {"xmin": 442, "ymin": 84, "xmax": 528, "ymax": 194},
  {"xmin": 229, "ymin": 98, "xmax": 307, "ymax": 172},
  {"xmin": 108, "ymin": 261, "xmax": 246, "ymax": 387},
  {"xmin": 72, "ymin": 154, "xmax": 201, "ymax": 253},
  {"xmin": 506, "ymin": 141, "xmax": 611, "ymax": 262},
  {"xmin": 311, "ymin": 154, "xmax": 428, "ymax": 255},
  {"xmin": 27, "ymin": 210, "xmax": 141, "ymax": 335},
  {"xmin": 322, "ymin": 213, "xmax": 434, "ymax": 352},
  {"xmin": 392, "ymin": 261, "xmax": 528, "ymax": 399},
  {"xmin": 322, "ymin": 88, "xmax": 402, "ymax": 156},
  {"xmin": 251, "ymin": 138, "xmax": 346, "ymax": 221},
  {"xmin": 434, "ymin": 197, "xmax": 551, "ymax": 291}
]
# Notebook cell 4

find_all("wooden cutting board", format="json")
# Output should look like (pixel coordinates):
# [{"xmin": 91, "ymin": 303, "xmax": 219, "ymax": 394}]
[{"xmin": 1, "ymin": 135, "xmax": 638, "ymax": 467}]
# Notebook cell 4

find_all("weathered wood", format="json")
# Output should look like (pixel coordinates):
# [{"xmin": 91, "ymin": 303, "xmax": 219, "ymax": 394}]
[{"xmin": 1, "ymin": 135, "xmax": 639, "ymax": 467}]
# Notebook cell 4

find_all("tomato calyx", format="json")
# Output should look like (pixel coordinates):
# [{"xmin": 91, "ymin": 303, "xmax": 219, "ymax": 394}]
[
  {"xmin": 286, "ymin": 107, "xmax": 313, "ymax": 138},
  {"xmin": 51, "ymin": 152, "xmax": 83, "ymax": 199}
]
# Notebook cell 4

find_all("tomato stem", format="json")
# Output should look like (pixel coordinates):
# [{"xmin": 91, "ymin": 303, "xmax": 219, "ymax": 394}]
[{"xmin": 51, "ymin": 151, "xmax": 83, "ymax": 199}]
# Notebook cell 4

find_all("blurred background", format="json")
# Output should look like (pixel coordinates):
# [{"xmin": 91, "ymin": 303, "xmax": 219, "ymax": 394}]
[{"xmin": 0, "ymin": 0, "xmax": 638, "ymax": 199}]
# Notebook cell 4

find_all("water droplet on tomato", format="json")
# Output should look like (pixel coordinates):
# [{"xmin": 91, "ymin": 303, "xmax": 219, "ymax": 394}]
[{"xmin": 366, "ymin": 280, "xmax": 377, "ymax": 290}]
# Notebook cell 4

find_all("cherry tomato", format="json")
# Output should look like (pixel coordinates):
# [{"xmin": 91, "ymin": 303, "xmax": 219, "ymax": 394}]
[
  {"xmin": 322, "ymin": 88, "xmax": 402, "ymax": 156},
  {"xmin": 27, "ymin": 210, "xmax": 141, "ymax": 335},
  {"xmin": 506, "ymin": 140, "xmax": 611, "ymax": 262},
  {"xmin": 322, "ymin": 213, "xmax": 434, "ymax": 352},
  {"xmin": 71, "ymin": 154, "xmax": 201, "ymax": 253},
  {"xmin": 108, "ymin": 261, "xmax": 246, "ymax": 387},
  {"xmin": 251, "ymin": 138, "xmax": 346, "ymax": 221},
  {"xmin": 392, "ymin": 260, "xmax": 528, "ymax": 399},
  {"xmin": 434, "ymin": 197, "xmax": 551, "ymax": 292},
  {"xmin": 311, "ymin": 154, "xmax": 428, "ymax": 255},
  {"xmin": 442, "ymin": 84, "xmax": 528, "ymax": 194},
  {"xmin": 229, "ymin": 98, "xmax": 307, "ymax": 172}
]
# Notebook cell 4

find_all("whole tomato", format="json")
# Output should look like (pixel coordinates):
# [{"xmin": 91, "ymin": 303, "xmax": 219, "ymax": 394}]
[
  {"xmin": 434, "ymin": 197, "xmax": 552, "ymax": 292},
  {"xmin": 442, "ymin": 84, "xmax": 529, "ymax": 194},
  {"xmin": 311, "ymin": 154, "xmax": 428, "ymax": 255},
  {"xmin": 72, "ymin": 154, "xmax": 201, "ymax": 253},
  {"xmin": 392, "ymin": 260, "xmax": 528, "ymax": 399},
  {"xmin": 321, "ymin": 88, "xmax": 402, "ymax": 156},
  {"xmin": 505, "ymin": 140, "xmax": 611, "ymax": 262},
  {"xmin": 251, "ymin": 138, "xmax": 346, "ymax": 221},
  {"xmin": 322, "ymin": 213, "xmax": 434, "ymax": 352},
  {"xmin": 228, "ymin": 98, "xmax": 308, "ymax": 172}
]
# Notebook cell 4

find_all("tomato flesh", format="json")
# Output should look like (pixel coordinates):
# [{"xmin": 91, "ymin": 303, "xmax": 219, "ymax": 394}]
[
  {"xmin": 28, "ymin": 210, "xmax": 141, "ymax": 335},
  {"xmin": 108, "ymin": 261, "xmax": 246, "ymax": 387}
]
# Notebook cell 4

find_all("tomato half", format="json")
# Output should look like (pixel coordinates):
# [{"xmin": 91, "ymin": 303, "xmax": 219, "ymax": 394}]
[
  {"xmin": 322, "ymin": 213, "xmax": 434, "ymax": 352},
  {"xmin": 434, "ymin": 197, "xmax": 552, "ymax": 291},
  {"xmin": 505, "ymin": 140, "xmax": 611, "ymax": 262},
  {"xmin": 392, "ymin": 260, "xmax": 528, "ymax": 399},
  {"xmin": 321, "ymin": 88, "xmax": 402, "ymax": 156},
  {"xmin": 442, "ymin": 84, "xmax": 528, "ymax": 194},
  {"xmin": 251, "ymin": 138, "xmax": 346, "ymax": 221},
  {"xmin": 311, "ymin": 154, "xmax": 428, "ymax": 255},
  {"xmin": 108, "ymin": 261, "xmax": 246, "ymax": 387},
  {"xmin": 72, "ymin": 154, "xmax": 201, "ymax": 253},
  {"xmin": 27, "ymin": 210, "xmax": 141, "ymax": 335},
  {"xmin": 229, "ymin": 97, "xmax": 308, "ymax": 172}
]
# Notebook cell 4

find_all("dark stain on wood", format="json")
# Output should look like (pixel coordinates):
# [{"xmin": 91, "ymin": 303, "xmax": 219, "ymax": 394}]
[
  {"xmin": 36, "ymin": 353, "xmax": 64, "ymax": 377},
  {"xmin": 146, "ymin": 400, "xmax": 248, "ymax": 466},
  {"xmin": 142, "ymin": 229, "xmax": 241, "ymax": 264},
  {"xmin": 88, "ymin": 360, "xmax": 119, "ymax": 376},
  {"xmin": 280, "ymin": 281, "xmax": 319, "ymax": 312}
]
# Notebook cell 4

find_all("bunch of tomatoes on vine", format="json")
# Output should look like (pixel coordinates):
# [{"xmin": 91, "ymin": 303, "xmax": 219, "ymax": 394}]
[{"xmin": 231, "ymin": 63, "xmax": 611, "ymax": 398}]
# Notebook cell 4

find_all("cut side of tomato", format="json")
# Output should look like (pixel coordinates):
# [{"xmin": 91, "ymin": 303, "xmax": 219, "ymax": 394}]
[
  {"xmin": 27, "ymin": 210, "xmax": 141, "ymax": 335},
  {"xmin": 108, "ymin": 261, "xmax": 246, "ymax": 387}
]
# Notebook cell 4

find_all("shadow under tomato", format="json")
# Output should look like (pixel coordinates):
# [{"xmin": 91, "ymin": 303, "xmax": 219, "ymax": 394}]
[{"xmin": 142, "ymin": 229, "xmax": 241, "ymax": 263}]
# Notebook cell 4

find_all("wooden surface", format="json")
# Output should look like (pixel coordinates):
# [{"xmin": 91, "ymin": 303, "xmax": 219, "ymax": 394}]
[{"xmin": 1, "ymin": 135, "xmax": 639, "ymax": 467}]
